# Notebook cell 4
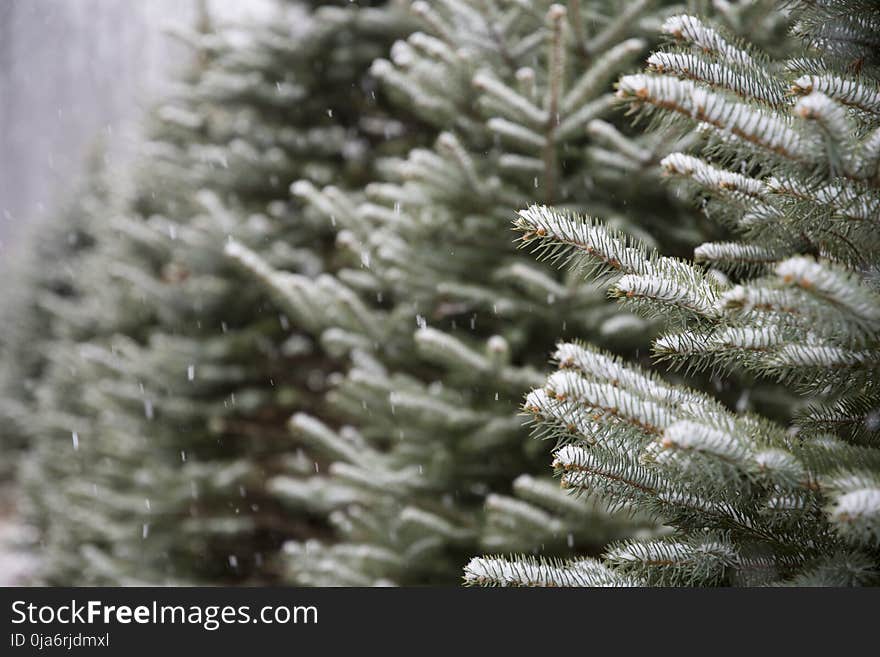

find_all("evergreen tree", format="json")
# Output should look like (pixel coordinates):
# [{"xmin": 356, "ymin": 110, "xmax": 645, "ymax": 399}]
[
  {"xmin": 17, "ymin": 0, "xmax": 414, "ymax": 585},
  {"xmin": 466, "ymin": 0, "xmax": 880, "ymax": 586},
  {"xmin": 228, "ymin": 0, "xmax": 748, "ymax": 585},
  {"xmin": 0, "ymin": 143, "xmax": 112, "ymax": 480}
]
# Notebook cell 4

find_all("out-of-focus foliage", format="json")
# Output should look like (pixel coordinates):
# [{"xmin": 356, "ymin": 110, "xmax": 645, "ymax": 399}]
[{"xmin": 11, "ymin": 0, "xmax": 416, "ymax": 585}]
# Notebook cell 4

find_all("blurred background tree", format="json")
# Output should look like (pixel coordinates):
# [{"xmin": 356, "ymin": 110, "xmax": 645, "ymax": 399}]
[{"xmin": 5, "ymin": 0, "xmax": 417, "ymax": 585}]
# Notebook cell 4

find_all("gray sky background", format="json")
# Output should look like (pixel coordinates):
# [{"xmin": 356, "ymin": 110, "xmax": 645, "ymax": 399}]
[{"xmin": 0, "ymin": 0, "xmax": 273, "ymax": 248}]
